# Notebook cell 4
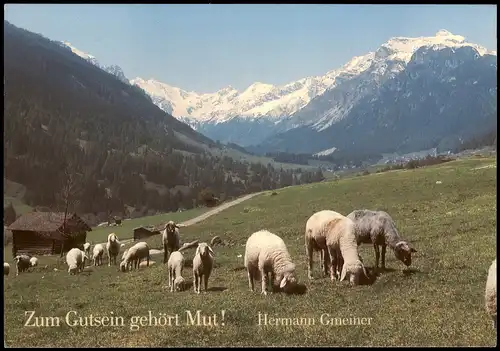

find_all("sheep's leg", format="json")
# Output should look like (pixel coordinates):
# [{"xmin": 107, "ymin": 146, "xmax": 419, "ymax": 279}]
[
  {"xmin": 169, "ymin": 270, "xmax": 174, "ymax": 292},
  {"xmin": 193, "ymin": 273, "xmax": 199, "ymax": 294},
  {"xmin": 319, "ymin": 250, "xmax": 323, "ymax": 272},
  {"xmin": 147, "ymin": 255, "xmax": 150, "ymax": 267},
  {"xmin": 327, "ymin": 247, "xmax": 337, "ymax": 281},
  {"xmin": 373, "ymin": 244, "xmax": 380, "ymax": 271},
  {"xmin": 337, "ymin": 252, "xmax": 344, "ymax": 277},
  {"xmin": 270, "ymin": 272, "xmax": 275, "ymax": 292},
  {"xmin": 107, "ymin": 250, "xmax": 111, "ymax": 267},
  {"xmin": 381, "ymin": 244, "xmax": 387, "ymax": 270},
  {"xmin": 322, "ymin": 249, "xmax": 330, "ymax": 277},
  {"xmin": 163, "ymin": 244, "xmax": 168, "ymax": 264},
  {"xmin": 247, "ymin": 269, "xmax": 254, "ymax": 292},
  {"xmin": 203, "ymin": 273, "xmax": 209, "ymax": 292},
  {"xmin": 260, "ymin": 268, "xmax": 268, "ymax": 295},
  {"xmin": 306, "ymin": 241, "xmax": 314, "ymax": 280}
]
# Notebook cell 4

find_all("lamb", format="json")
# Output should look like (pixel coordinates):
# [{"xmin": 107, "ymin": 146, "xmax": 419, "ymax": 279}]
[
  {"xmin": 192, "ymin": 242, "xmax": 215, "ymax": 294},
  {"xmin": 347, "ymin": 209, "xmax": 417, "ymax": 272},
  {"xmin": 121, "ymin": 248, "xmax": 129, "ymax": 261},
  {"xmin": 92, "ymin": 244, "xmax": 105, "ymax": 266},
  {"xmin": 66, "ymin": 248, "xmax": 86, "ymax": 275},
  {"xmin": 120, "ymin": 242, "xmax": 150, "ymax": 272},
  {"xmin": 245, "ymin": 230, "xmax": 297, "ymax": 295},
  {"xmin": 13, "ymin": 255, "xmax": 31, "ymax": 276},
  {"xmin": 485, "ymin": 259, "xmax": 497, "ymax": 329},
  {"xmin": 4, "ymin": 262, "xmax": 10, "ymax": 276},
  {"xmin": 167, "ymin": 251, "xmax": 186, "ymax": 292},
  {"xmin": 305, "ymin": 210, "xmax": 368, "ymax": 285},
  {"xmin": 162, "ymin": 221, "xmax": 181, "ymax": 264},
  {"xmin": 29, "ymin": 256, "xmax": 38, "ymax": 267},
  {"xmin": 83, "ymin": 242, "xmax": 91, "ymax": 258},
  {"xmin": 106, "ymin": 233, "xmax": 121, "ymax": 266}
]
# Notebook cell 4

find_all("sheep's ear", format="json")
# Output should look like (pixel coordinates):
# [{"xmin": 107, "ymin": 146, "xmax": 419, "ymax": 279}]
[
  {"xmin": 195, "ymin": 245, "xmax": 200, "ymax": 256},
  {"xmin": 340, "ymin": 265, "xmax": 347, "ymax": 281},
  {"xmin": 208, "ymin": 246, "xmax": 214, "ymax": 255},
  {"xmin": 410, "ymin": 248, "xmax": 417, "ymax": 253},
  {"xmin": 279, "ymin": 276, "xmax": 287, "ymax": 288}
]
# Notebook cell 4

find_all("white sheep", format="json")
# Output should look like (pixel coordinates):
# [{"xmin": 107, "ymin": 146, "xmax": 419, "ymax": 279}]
[
  {"xmin": 66, "ymin": 248, "xmax": 85, "ymax": 275},
  {"xmin": 83, "ymin": 242, "xmax": 91, "ymax": 258},
  {"xmin": 485, "ymin": 258, "xmax": 497, "ymax": 329},
  {"xmin": 120, "ymin": 242, "xmax": 150, "ymax": 272},
  {"xmin": 162, "ymin": 221, "xmax": 181, "ymax": 264},
  {"xmin": 4, "ymin": 262, "xmax": 10, "ymax": 276},
  {"xmin": 13, "ymin": 254, "xmax": 31, "ymax": 276},
  {"xmin": 347, "ymin": 209, "xmax": 417, "ymax": 272},
  {"xmin": 306, "ymin": 210, "xmax": 368, "ymax": 285},
  {"xmin": 192, "ymin": 242, "xmax": 215, "ymax": 294},
  {"xmin": 121, "ymin": 248, "xmax": 129, "ymax": 261},
  {"xmin": 245, "ymin": 230, "xmax": 297, "ymax": 295},
  {"xmin": 92, "ymin": 244, "xmax": 105, "ymax": 266},
  {"xmin": 167, "ymin": 251, "xmax": 186, "ymax": 292},
  {"xmin": 29, "ymin": 256, "xmax": 38, "ymax": 267},
  {"xmin": 106, "ymin": 233, "xmax": 121, "ymax": 266}
]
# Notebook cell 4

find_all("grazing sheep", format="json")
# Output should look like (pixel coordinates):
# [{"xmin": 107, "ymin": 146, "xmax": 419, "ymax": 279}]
[
  {"xmin": 106, "ymin": 233, "xmax": 121, "ymax": 266},
  {"xmin": 4, "ymin": 262, "xmax": 10, "ymax": 276},
  {"xmin": 306, "ymin": 210, "xmax": 368, "ymax": 285},
  {"xmin": 92, "ymin": 244, "xmax": 105, "ymax": 266},
  {"xmin": 66, "ymin": 248, "xmax": 85, "ymax": 275},
  {"xmin": 120, "ymin": 242, "xmax": 150, "ymax": 272},
  {"xmin": 245, "ymin": 230, "xmax": 297, "ymax": 295},
  {"xmin": 192, "ymin": 243, "xmax": 215, "ymax": 294},
  {"xmin": 347, "ymin": 210, "xmax": 417, "ymax": 271},
  {"xmin": 29, "ymin": 256, "xmax": 38, "ymax": 267},
  {"xmin": 13, "ymin": 255, "xmax": 31, "ymax": 276},
  {"xmin": 162, "ymin": 221, "xmax": 181, "ymax": 264},
  {"xmin": 121, "ymin": 248, "xmax": 129, "ymax": 261},
  {"xmin": 83, "ymin": 242, "xmax": 91, "ymax": 258},
  {"xmin": 167, "ymin": 251, "xmax": 186, "ymax": 292},
  {"xmin": 485, "ymin": 259, "xmax": 497, "ymax": 329}
]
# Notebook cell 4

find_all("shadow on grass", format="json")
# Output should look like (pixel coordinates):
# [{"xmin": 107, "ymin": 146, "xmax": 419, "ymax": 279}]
[
  {"xmin": 271, "ymin": 283, "xmax": 308, "ymax": 295},
  {"xmin": 359, "ymin": 267, "xmax": 378, "ymax": 285},
  {"xmin": 402, "ymin": 267, "xmax": 423, "ymax": 277},
  {"xmin": 232, "ymin": 266, "xmax": 246, "ymax": 272},
  {"xmin": 207, "ymin": 286, "xmax": 228, "ymax": 292}
]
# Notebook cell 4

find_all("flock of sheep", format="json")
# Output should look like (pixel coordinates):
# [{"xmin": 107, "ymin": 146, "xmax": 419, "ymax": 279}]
[{"xmin": 4, "ymin": 209, "xmax": 497, "ymax": 329}]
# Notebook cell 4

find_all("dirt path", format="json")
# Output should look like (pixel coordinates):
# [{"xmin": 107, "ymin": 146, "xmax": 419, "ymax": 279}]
[{"xmin": 101, "ymin": 192, "xmax": 263, "ymax": 250}]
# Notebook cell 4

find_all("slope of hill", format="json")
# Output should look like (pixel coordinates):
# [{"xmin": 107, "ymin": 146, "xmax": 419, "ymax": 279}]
[
  {"xmin": 4, "ymin": 156, "xmax": 497, "ymax": 347},
  {"xmin": 3, "ymin": 21, "xmax": 324, "ymax": 221}
]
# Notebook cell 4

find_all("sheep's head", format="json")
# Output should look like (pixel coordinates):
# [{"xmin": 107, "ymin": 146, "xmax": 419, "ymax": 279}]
[
  {"xmin": 394, "ymin": 241, "xmax": 417, "ymax": 267},
  {"xmin": 173, "ymin": 276, "xmax": 186, "ymax": 292},
  {"xmin": 279, "ymin": 265, "xmax": 297, "ymax": 292},
  {"xmin": 340, "ymin": 261, "xmax": 368, "ymax": 286},
  {"xmin": 68, "ymin": 265, "xmax": 78, "ymax": 275},
  {"xmin": 196, "ymin": 243, "xmax": 214, "ymax": 259},
  {"xmin": 119, "ymin": 260, "xmax": 128, "ymax": 272},
  {"xmin": 165, "ymin": 221, "xmax": 179, "ymax": 235}
]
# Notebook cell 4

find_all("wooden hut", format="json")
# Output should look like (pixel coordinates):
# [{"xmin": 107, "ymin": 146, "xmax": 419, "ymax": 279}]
[
  {"xmin": 133, "ymin": 226, "xmax": 161, "ymax": 241},
  {"xmin": 7, "ymin": 212, "xmax": 91, "ymax": 256}
]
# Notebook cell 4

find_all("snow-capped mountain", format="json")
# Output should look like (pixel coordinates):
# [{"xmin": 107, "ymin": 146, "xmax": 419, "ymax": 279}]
[
  {"xmin": 58, "ymin": 41, "xmax": 129, "ymax": 84},
  {"xmin": 56, "ymin": 30, "xmax": 496, "ymax": 155},
  {"xmin": 131, "ymin": 29, "xmax": 496, "ymax": 147}
]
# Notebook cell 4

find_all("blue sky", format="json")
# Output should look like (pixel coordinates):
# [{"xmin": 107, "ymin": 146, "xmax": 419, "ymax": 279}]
[{"xmin": 4, "ymin": 4, "xmax": 497, "ymax": 93}]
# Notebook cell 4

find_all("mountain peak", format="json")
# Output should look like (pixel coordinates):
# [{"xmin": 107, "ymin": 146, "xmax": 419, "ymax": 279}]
[{"xmin": 435, "ymin": 29, "xmax": 453, "ymax": 37}]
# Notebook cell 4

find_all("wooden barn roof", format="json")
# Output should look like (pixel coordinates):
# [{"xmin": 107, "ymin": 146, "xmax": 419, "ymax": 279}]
[{"xmin": 7, "ymin": 212, "xmax": 92, "ymax": 233}]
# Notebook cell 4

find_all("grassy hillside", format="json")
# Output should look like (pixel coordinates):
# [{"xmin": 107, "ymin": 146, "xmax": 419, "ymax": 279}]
[{"xmin": 4, "ymin": 157, "xmax": 496, "ymax": 347}]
